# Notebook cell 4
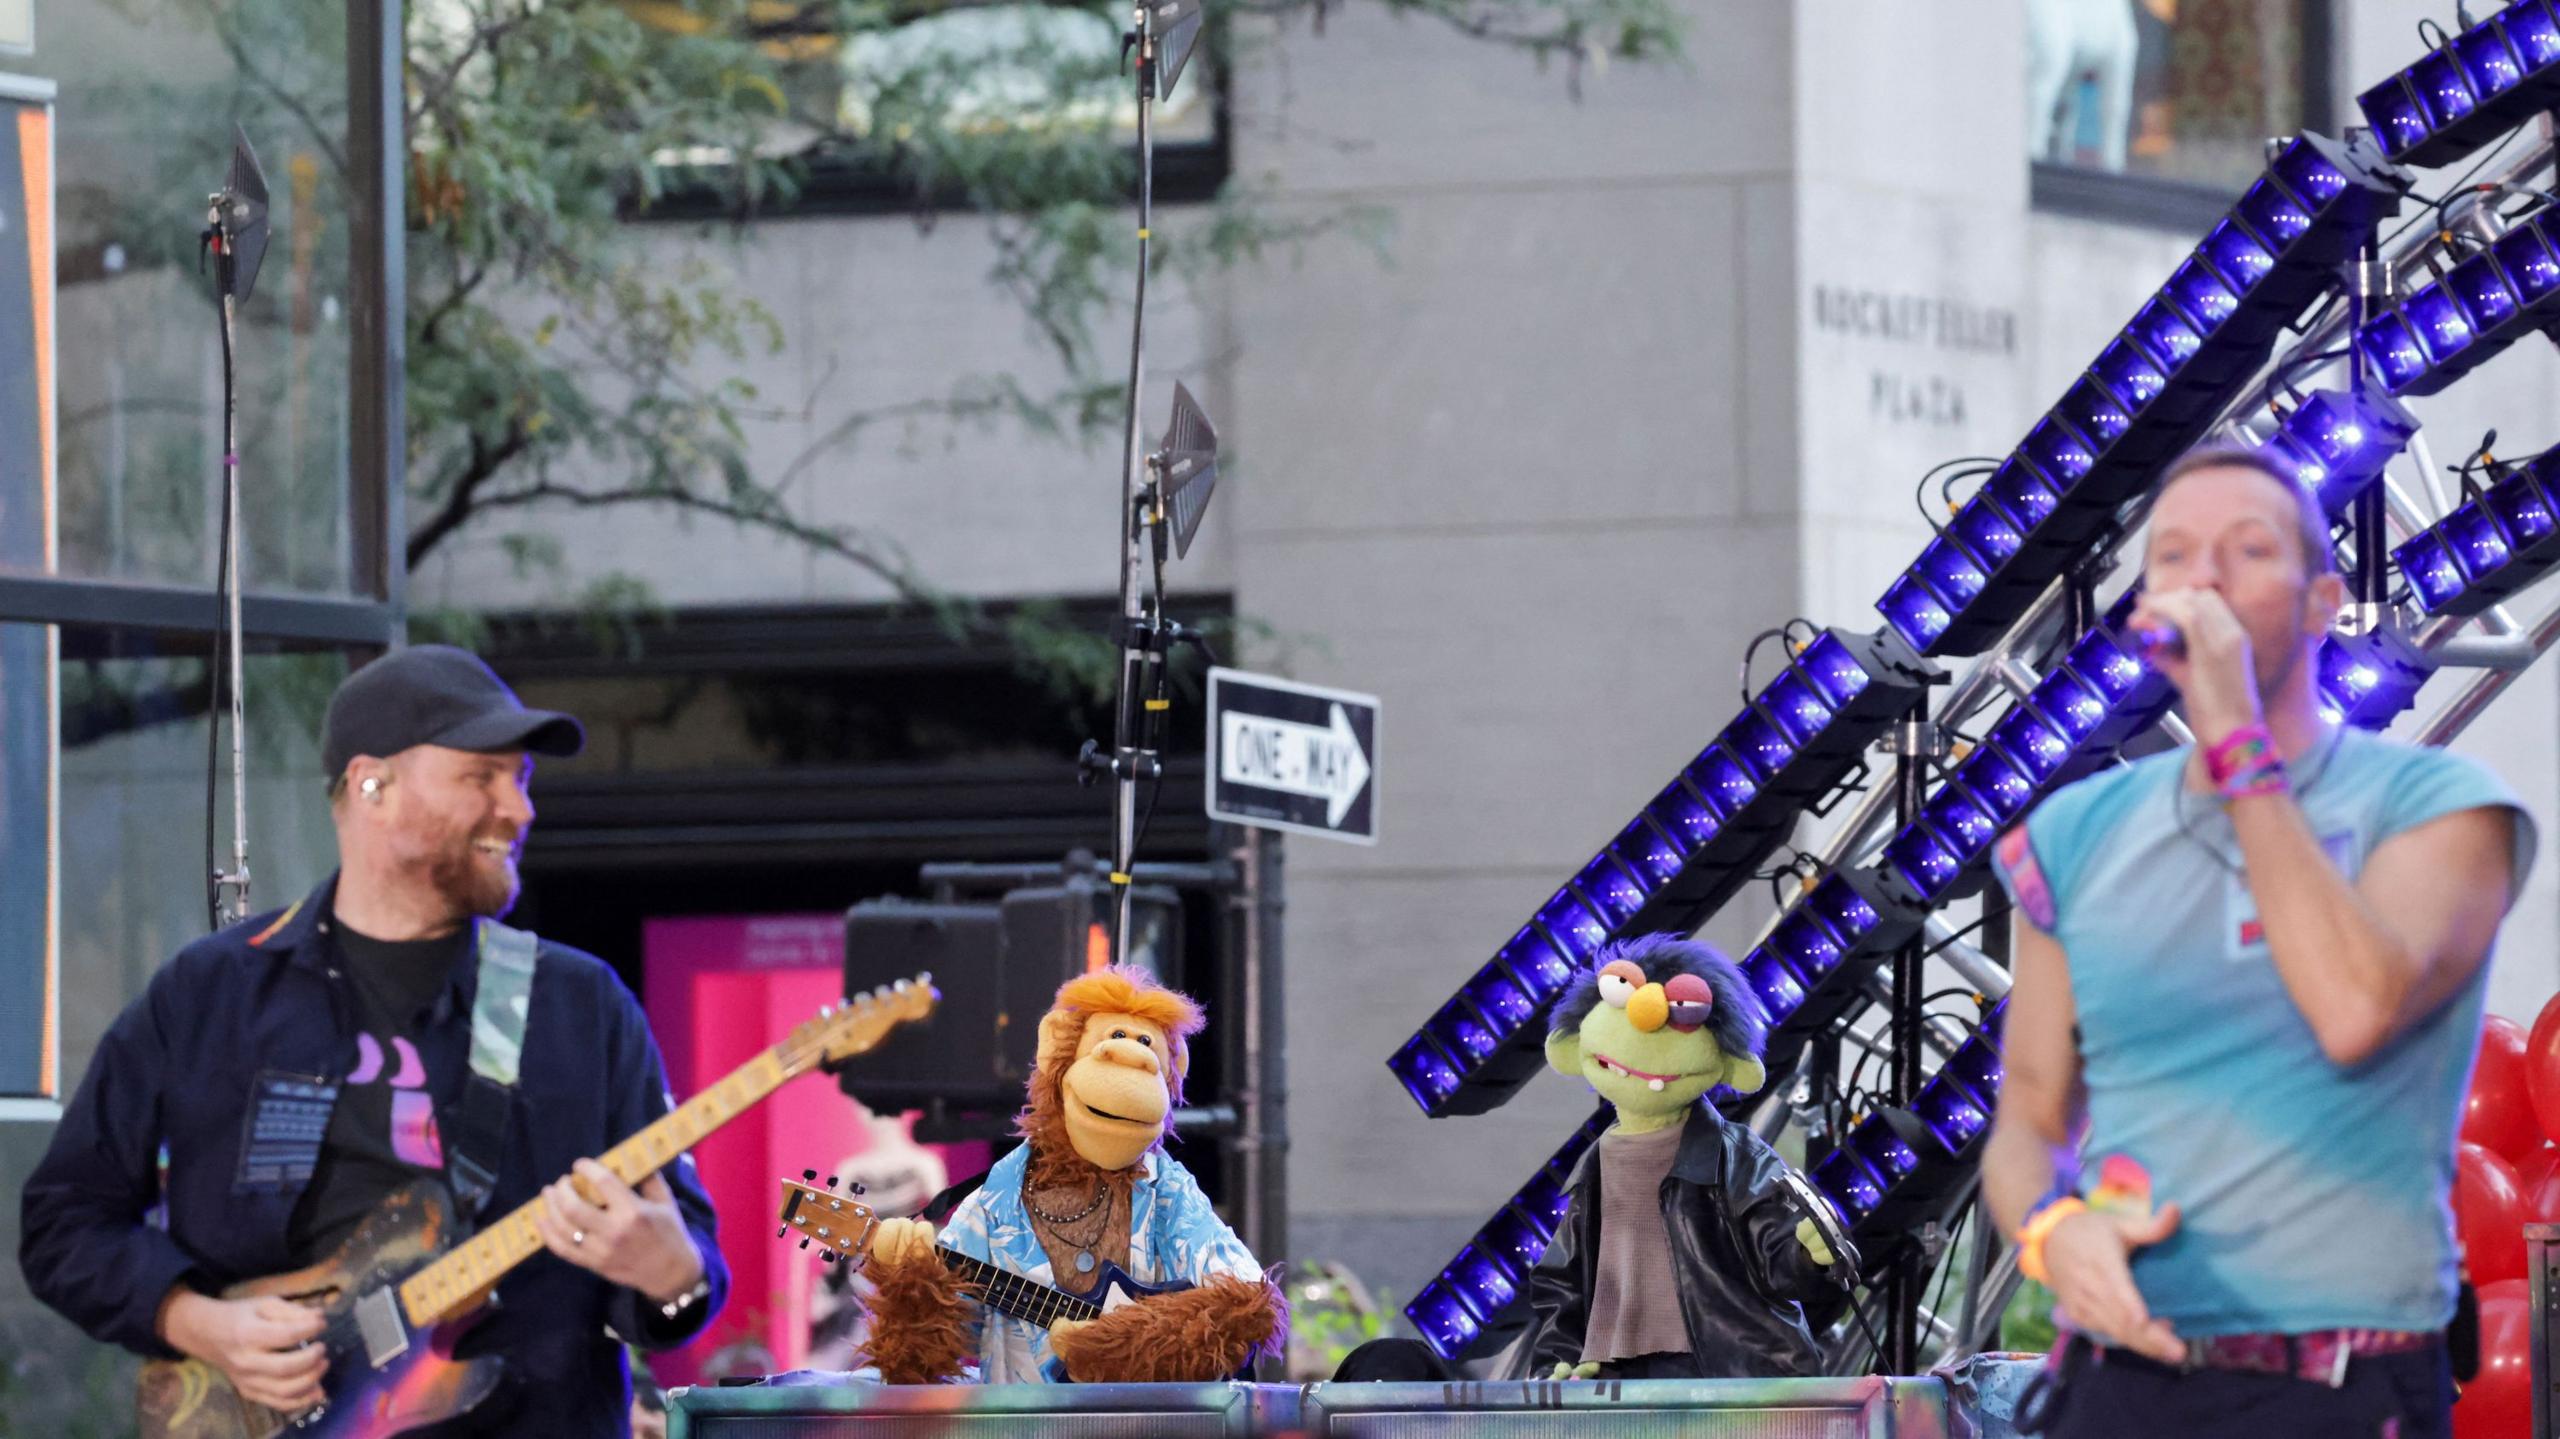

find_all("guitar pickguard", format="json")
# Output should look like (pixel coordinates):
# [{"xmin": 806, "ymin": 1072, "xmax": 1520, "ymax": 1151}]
[{"xmin": 135, "ymin": 1181, "xmax": 505, "ymax": 1439}]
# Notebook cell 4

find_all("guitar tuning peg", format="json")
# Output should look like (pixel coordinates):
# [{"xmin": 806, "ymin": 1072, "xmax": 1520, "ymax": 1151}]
[
  {"xmin": 851, "ymin": 1182, "xmax": 867, "ymax": 1195},
  {"xmin": 820, "ymin": 1251, "xmax": 837, "ymax": 1265},
  {"xmin": 776, "ymin": 1225, "xmax": 788, "ymax": 1238},
  {"xmin": 804, "ymin": 1168, "xmax": 818, "ymax": 1181},
  {"xmin": 825, "ymin": 1175, "xmax": 839, "ymax": 1189},
  {"xmin": 799, "ymin": 1238, "xmax": 811, "ymax": 1250}
]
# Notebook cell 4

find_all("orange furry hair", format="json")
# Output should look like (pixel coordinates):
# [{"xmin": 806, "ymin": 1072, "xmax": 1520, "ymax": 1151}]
[{"xmin": 1016, "ymin": 967, "xmax": 1206, "ymax": 1163}]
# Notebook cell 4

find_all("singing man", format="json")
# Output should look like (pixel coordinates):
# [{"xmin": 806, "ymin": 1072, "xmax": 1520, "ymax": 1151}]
[{"xmin": 1982, "ymin": 445, "xmax": 2533, "ymax": 1438}]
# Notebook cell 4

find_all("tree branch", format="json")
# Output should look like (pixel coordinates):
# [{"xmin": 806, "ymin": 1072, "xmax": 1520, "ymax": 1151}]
[
  {"xmin": 407, "ymin": 418, "xmax": 534, "ymax": 569},
  {"xmin": 463, "ymin": 479, "xmax": 930, "ymax": 603},
  {"xmin": 188, "ymin": 0, "xmax": 350, "ymax": 178}
]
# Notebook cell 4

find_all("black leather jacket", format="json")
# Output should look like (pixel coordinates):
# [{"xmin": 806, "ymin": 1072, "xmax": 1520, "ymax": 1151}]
[{"xmin": 1506, "ymin": 1104, "xmax": 1830, "ymax": 1379}]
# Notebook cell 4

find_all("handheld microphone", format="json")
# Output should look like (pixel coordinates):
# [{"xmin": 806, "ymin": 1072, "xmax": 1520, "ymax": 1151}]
[{"xmin": 2131, "ymin": 623, "xmax": 2185, "ymax": 661}]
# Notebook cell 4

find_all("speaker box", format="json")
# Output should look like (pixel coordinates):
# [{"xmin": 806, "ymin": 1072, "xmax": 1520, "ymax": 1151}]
[{"xmin": 837, "ymin": 899, "xmax": 1010, "ymax": 1111}]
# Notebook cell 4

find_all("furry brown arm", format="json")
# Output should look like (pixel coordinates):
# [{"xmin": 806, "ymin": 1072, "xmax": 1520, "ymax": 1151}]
[
  {"xmin": 858, "ymin": 1251, "xmax": 979, "ymax": 1385},
  {"xmin": 1048, "ymin": 1271, "xmax": 1287, "ymax": 1383}
]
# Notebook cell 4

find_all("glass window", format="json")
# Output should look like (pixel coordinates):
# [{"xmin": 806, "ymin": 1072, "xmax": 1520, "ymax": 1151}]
[
  {"xmin": 605, "ymin": 0, "xmax": 1223, "ymax": 209},
  {"xmin": 0, "ymin": 642, "xmax": 343, "ymax": 1415},
  {"xmin": 0, "ymin": 622, "xmax": 51, "ymax": 1100},
  {"xmin": 1, "ymin": 0, "xmax": 355, "ymax": 595},
  {"xmin": 2029, "ymin": 0, "xmax": 2330, "ymax": 196}
]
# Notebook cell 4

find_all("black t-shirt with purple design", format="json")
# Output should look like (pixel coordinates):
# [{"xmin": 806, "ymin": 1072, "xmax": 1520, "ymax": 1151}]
[{"xmin": 286, "ymin": 922, "xmax": 471, "ymax": 1259}]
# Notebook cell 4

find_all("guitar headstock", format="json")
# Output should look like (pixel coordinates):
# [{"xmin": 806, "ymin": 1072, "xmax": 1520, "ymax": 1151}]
[
  {"xmin": 779, "ymin": 973, "xmax": 939, "ymax": 1075},
  {"xmin": 776, "ymin": 1172, "xmax": 883, "ymax": 1267}
]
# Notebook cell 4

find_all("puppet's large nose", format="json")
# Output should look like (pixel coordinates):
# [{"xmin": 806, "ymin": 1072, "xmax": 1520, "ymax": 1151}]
[
  {"xmin": 1627, "ymin": 982, "xmax": 1670, "ymax": 1033},
  {"xmin": 1098, "ymin": 1038, "xmax": 1162, "ymax": 1075}
]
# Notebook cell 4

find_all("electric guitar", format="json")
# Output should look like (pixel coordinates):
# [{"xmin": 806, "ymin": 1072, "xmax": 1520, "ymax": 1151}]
[
  {"xmin": 134, "ymin": 977, "xmax": 939, "ymax": 1439},
  {"xmin": 775, "ymin": 1175, "xmax": 1192, "ymax": 1330}
]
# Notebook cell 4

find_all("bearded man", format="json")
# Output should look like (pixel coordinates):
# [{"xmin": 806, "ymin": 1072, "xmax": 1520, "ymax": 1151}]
[{"xmin": 19, "ymin": 645, "xmax": 725, "ymax": 1437}]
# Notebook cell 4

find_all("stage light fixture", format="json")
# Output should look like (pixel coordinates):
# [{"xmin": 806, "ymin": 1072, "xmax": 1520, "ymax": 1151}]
[
  {"xmin": 1874, "ymin": 621, "xmax": 2174, "ymax": 912},
  {"xmin": 2256, "ymin": 387, "xmax": 2420, "ymax": 516},
  {"xmin": 1805, "ymin": 1005, "xmax": 2011, "ymax": 1264},
  {"xmin": 1750, "ymin": 869, "xmax": 1930, "ymax": 1074},
  {"xmin": 2399, "ymin": 448, "xmax": 2560, "ymax": 616},
  {"xmin": 2314, "ymin": 625, "xmax": 2435, "ymax": 729},
  {"xmin": 1390, "ymin": 630, "xmax": 1936, "ymax": 1118},
  {"xmin": 2359, "ymin": 2, "xmax": 2560, "ymax": 169},
  {"xmin": 1406, "ymin": 1109, "xmax": 1611, "ymax": 1360},
  {"xmin": 2356, "ymin": 214, "xmax": 2560, "ymax": 397}
]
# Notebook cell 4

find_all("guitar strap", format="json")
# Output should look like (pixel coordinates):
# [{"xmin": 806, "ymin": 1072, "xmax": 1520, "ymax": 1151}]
[{"xmin": 447, "ymin": 919, "xmax": 538, "ymax": 1217}]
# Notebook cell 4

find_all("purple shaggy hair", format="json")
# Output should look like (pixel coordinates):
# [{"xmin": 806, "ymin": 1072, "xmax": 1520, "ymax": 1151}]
[{"xmin": 1544, "ymin": 932, "xmax": 1768, "ymax": 1063}]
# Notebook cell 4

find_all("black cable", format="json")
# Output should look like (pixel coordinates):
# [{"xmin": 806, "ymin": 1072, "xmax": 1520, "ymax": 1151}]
[
  {"xmin": 1740, "ymin": 627, "xmax": 1787, "ymax": 706},
  {"xmin": 1938, "ymin": 460, "xmax": 2003, "ymax": 519},
  {"xmin": 1917, "ymin": 918, "xmax": 1989, "ymax": 966},
  {"xmin": 2379, "ymin": 126, "xmax": 2531, "ymax": 254},
  {"xmin": 1840, "ymin": 1282, "xmax": 1891, "ymax": 1374},
  {"xmin": 2268, "ymin": 343, "xmax": 2349, "ymax": 404},
  {"xmin": 1913, "ymin": 457, "xmax": 2002, "ymax": 536},
  {"xmin": 1923, "ymin": 1201, "xmax": 1972, "ymax": 1359}
]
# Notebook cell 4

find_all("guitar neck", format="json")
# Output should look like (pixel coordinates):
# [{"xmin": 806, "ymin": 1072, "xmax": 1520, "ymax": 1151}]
[
  {"xmin": 397, "ymin": 1047, "xmax": 796, "ymax": 1327},
  {"xmin": 937, "ymin": 1246, "xmax": 1102, "ymax": 1330}
]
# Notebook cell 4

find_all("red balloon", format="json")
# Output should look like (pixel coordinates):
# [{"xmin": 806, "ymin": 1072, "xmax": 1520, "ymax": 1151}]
[
  {"xmin": 2519, "ymin": 1143, "xmax": 2560, "ymax": 1192},
  {"xmin": 2455, "ymin": 1142, "xmax": 2527, "ymax": 1285},
  {"xmin": 2529, "ymin": 993, "xmax": 2560, "ymax": 1147},
  {"xmin": 2454, "ymin": 1279, "xmax": 2533, "ymax": 1439},
  {"xmin": 2462, "ymin": 1016, "xmax": 2542, "ymax": 1163},
  {"xmin": 2521, "ymin": 1148, "xmax": 2560, "ymax": 1225}
]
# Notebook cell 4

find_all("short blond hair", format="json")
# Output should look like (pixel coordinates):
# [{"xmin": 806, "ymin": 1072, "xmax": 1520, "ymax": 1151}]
[{"xmin": 2152, "ymin": 443, "xmax": 2337, "ymax": 577}]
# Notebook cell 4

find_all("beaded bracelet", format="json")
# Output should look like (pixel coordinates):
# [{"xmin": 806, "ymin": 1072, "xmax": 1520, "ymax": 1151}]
[{"xmin": 2015, "ymin": 1195, "xmax": 2087, "ymax": 1287}]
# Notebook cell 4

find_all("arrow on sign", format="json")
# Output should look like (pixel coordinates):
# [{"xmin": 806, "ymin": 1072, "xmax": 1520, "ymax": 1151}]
[{"xmin": 1219, "ymin": 703, "xmax": 1373, "ymax": 827}]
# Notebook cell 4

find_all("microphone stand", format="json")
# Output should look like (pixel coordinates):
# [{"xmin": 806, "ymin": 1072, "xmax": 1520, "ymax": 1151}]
[
  {"xmin": 1084, "ymin": 0, "xmax": 1172, "ymax": 966},
  {"xmin": 199, "ymin": 129, "xmax": 268, "ymax": 929}
]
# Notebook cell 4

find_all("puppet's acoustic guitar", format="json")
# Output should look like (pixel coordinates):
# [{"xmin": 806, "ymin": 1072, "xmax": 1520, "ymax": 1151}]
[{"xmin": 774, "ymin": 1175, "xmax": 1199, "ymax": 1333}]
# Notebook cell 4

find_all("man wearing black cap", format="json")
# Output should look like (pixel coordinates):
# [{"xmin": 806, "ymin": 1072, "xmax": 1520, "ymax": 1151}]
[{"xmin": 19, "ymin": 646, "xmax": 728, "ymax": 1437}]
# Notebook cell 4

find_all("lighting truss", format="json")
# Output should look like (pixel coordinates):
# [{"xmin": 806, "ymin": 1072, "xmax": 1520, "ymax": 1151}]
[
  {"xmin": 1810, "ymin": 1003, "xmax": 2005, "ymax": 1243},
  {"xmin": 2398, "ymin": 446, "xmax": 2560, "ymax": 617},
  {"xmin": 2359, "ymin": 1, "xmax": 2560, "ymax": 169},
  {"xmin": 2356, "ymin": 213, "xmax": 2560, "ymax": 397},
  {"xmin": 1397, "ymin": 59, "xmax": 2560, "ymax": 1374},
  {"xmin": 1390, "ymin": 627, "xmax": 1939, "ymax": 1118},
  {"xmin": 1879, "ymin": 135, "xmax": 2407, "ymax": 658},
  {"xmin": 1401, "ymin": 1107, "xmax": 1608, "ymax": 1358}
]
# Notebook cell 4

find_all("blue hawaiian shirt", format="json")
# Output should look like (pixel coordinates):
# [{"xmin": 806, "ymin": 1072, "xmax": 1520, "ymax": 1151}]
[{"xmin": 938, "ymin": 1143, "xmax": 1261, "ymax": 1382}]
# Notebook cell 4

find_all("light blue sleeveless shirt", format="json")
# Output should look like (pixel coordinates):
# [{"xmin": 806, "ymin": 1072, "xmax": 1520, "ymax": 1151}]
[{"xmin": 1993, "ymin": 728, "xmax": 2534, "ymax": 1335}]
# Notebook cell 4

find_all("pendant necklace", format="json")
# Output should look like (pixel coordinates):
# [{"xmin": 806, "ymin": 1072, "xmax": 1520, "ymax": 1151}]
[{"xmin": 1026, "ymin": 1178, "xmax": 1111, "ymax": 1274}]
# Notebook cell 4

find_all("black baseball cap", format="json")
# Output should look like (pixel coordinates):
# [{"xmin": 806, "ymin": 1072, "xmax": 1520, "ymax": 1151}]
[{"xmin": 322, "ymin": 645, "xmax": 584, "ymax": 781}]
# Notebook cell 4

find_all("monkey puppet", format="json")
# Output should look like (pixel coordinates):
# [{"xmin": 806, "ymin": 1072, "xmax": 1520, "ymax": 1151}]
[
  {"xmin": 861, "ymin": 967, "xmax": 1285, "ymax": 1383},
  {"xmin": 1512, "ymin": 934, "xmax": 1843, "ymax": 1381}
]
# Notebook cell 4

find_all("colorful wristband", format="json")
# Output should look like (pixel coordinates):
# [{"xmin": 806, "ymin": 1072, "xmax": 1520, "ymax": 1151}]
[
  {"xmin": 2204, "ymin": 724, "xmax": 2287, "ymax": 801},
  {"xmin": 2015, "ymin": 1195, "xmax": 2087, "ymax": 1287}
]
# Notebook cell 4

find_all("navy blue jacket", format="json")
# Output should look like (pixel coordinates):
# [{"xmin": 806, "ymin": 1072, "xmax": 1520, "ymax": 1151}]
[{"xmin": 18, "ymin": 875, "xmax": 729, "ymax": 1436}]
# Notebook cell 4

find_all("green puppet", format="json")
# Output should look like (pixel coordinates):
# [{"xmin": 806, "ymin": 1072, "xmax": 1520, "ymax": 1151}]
[{"xmin": 1514, "ymin": 934, "xmax": 1847, "ymax": 1380}]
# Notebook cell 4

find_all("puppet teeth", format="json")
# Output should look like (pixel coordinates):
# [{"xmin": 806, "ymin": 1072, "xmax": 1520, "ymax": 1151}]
[{"xmin": 1647, "ymin": 1078, "xmax": 1666, "ymax": 1092}]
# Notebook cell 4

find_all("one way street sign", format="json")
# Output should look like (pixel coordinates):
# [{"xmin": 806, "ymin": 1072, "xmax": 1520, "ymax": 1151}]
[{"xmin": 1206, "ymin": 668, "xmax": 1379, "ymax": 845}]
